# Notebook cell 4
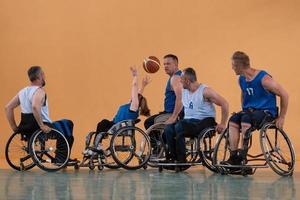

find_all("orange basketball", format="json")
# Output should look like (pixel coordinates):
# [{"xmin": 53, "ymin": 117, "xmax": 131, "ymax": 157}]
[{"xmin": 143, "ymin": 56, "xmax": 160, "ymax": 73}]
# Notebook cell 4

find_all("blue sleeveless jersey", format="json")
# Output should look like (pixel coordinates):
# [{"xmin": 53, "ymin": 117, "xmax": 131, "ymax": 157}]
[
  {"xmin": 164, "ymin": 70, "xmax": 182, "ymax": 113},
  {"xmin": 239, "ymin": 70, "xmax": 277, "ymax": 117},
  {"xmin": 113, "ymin": 103, "xmax": 139, "ymax": 123}
]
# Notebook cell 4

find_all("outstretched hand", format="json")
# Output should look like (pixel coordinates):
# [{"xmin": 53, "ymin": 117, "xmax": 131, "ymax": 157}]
[
  {"xmin": 142, "ymin": 76, "xmax": 151, "ymax": 87},
  {"xmin": 130, "ymin": 66, "xmax": 138, "ymax": 77}
]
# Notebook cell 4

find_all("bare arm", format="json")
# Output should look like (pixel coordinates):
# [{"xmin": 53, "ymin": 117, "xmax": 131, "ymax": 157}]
[
  {"xmin": 204, "ymin": 87, "xmax": 229, "ymax": 133},
  {"xmin": 129, "ymin": 67, "xmax": 139, "ymax": 112},
  {"xmin": 5, "ymin": 95, "xmax": 20, "ymax": 132},
  {"xmin": 32, "ymin": 88, "xmax": 51, "ymax": 133},
  {"xmin": 262, "ymin": 75, "xmax": 288, "ymax": 129},
  {"xmin": 165, "ymin": 75, "xmax": 183, "ymax": 124}
]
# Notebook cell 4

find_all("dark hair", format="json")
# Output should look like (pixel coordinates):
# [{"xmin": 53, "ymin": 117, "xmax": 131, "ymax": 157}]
[
  {"xmin": 232, "ymin": 51, "xmax": 250, "ymax": 67},
  {"xmin": 183, "ymin": 67, "xmax": 197, "ymax": 82},
  {"xmin": 163, "ymin": 54, "xmax": 178, "ymax": 64},
  {"xmin": 27, "ymin": 66, "xmax": 42, "ymax": 82},
  {"xmin": 138, "ymin": 94, "xmax": 150, "ymax": 117}
]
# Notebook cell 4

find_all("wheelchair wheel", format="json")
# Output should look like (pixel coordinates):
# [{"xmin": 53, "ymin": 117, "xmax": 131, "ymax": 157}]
[
  {"xmin": 212, "ymin": 129, "xmax": 231, "ymax": 173},
  {"xmin": 5, "ymin": 132, "xmax": 35, "ymax": 171},
  {"xmin": 145, "ymin": 123, "xmax": 166, "ymax": 168},
  {"xmin": 260, "ymin": 123, "xmax": 295, "ymax": 176},
  {"xmin": 103, "ymin": 147, "xmax": 121, "ymax": 169},
  {"xmin": 198, "ymin": 127, "xmax": 218, "ymax": 172},
  {"xmin": 29, "ymin": 129, "xmax": 70, "ymax": 172},
  {"xmin": 97, "ymin": 133, "xmax": 121, "ymax": 169},
  {"xmin": 110, "ymin": 126, "xmax": 151, "ymax": 170}
]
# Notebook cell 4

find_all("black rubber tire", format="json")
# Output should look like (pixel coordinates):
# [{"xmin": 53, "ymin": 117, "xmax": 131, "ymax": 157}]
[
  {"xmin": 260, "ymin": 123, "xmax": 295, "ymax": 176},
  {"xmin": 198, "ymin": 127, "xmax": 218, "ymax": 173},
  {"xmin": 212, "ymin": 128, "xmax": 230, "ymax": 174},
  {"xmin": 110, "ymin": 126, "xmax": 151, "ymax": 170},
  {"xmin": 5, "ymin": 132, "xmax": 35, "ymax": 171}
]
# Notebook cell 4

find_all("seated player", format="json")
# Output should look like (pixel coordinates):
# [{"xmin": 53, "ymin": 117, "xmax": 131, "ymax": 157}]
[
  {"xmin": 5, "ymin": 66, "xmax": 76, "ymax": 163},
  {"xmin": 93, "ymin": 66, "xmax": 151, "ymax": 147},
  {"xmin": 164, "ymin": 67, "xmax": 229, "ymax": 163},
  {"xmin": 144, "ymin": 54, "xmax": 183, "ymax": 128},
  {"xmin": 224, "ymin": 51, "xmax": 289, "ymax": 165}
]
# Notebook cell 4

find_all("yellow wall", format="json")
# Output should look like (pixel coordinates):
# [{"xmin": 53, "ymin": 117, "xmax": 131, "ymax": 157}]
[{"xmin": 1, "ymin": 0, "xmax": 300, "ymax": 164}]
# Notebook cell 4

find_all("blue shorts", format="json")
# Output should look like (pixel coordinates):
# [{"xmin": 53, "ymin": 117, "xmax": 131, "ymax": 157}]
[{"xmin": 229, "ymin": 110, "xmax": 274, "ymax": 129}]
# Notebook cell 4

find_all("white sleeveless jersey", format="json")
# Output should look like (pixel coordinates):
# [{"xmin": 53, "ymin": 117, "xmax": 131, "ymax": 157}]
[
  {"xmin": 182, "ymin": 84, "xmax": 216, "ymax": 120},
  {"xmin": 18, "ymin": 86, "xmax": 52, "ymax": 123}
]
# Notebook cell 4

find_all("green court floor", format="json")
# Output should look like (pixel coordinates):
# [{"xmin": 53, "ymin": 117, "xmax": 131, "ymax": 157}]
[{"xmin": 0, "ymin": 167, "xmax": 298, "ymax": 199}]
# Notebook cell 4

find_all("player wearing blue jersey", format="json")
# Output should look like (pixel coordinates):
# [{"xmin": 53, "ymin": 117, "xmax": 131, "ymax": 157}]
[
  {"xmin": 225, "ymin": 51, "xmax": 289, "ymax": 165},
  {"xmin": 144, "ymin": 54, "xmax": 183, "ymax": 129},
  {"xmin": 95, "ymin": 67, "xmax": 151, "ymax": 141}
]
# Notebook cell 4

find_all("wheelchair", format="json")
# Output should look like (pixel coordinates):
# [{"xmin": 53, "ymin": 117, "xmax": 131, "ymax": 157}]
[
  {"xmin": 145, "ymin": 114, "xmax": 219, "ymax": 172},
  {"xmin": 79, "ymin": 119, "xmax": 151, "ymax": 170},
  {"xmin": 5, "ymin": 127, "xmax": 74, "ymax": 172},
  {"xmin": 213, "ymin": 113, "xmax": 295, "ymax": 176}
]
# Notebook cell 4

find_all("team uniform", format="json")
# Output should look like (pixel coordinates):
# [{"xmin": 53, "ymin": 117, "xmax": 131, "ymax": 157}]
[
  {"xmin": 164, "ymin": 84, "xmax": 217, "ymax": 162},
  {"xmin": 17, "ymin": 86, "xmax": 74, "ymax": 159},
  {"xmin": 230, "ymin": 70, "xmax": 277, "ymax": 128},
  {"xmin": 96, "ymin": 103, "xmax": 139, "ymax": 134},
  {"xmin": 144, "ymin": 70, "xmax": 182, "ymax": 129}
]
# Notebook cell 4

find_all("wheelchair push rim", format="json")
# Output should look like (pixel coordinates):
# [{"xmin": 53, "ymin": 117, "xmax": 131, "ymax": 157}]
[{"xmin": 29, "ymin": 129, "xmax": 70, "ymax": 172}]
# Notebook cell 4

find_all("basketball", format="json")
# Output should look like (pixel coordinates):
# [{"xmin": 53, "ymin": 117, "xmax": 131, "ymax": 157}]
[{"xmin": 143, "ymin": 56, "xmax": 160, "ymax": 73}]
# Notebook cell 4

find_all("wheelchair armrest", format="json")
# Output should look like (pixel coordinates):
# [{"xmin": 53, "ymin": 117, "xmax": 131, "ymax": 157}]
[{"xmin": 154, "ymin": 113, "xmax": 172, "ymax": 123}]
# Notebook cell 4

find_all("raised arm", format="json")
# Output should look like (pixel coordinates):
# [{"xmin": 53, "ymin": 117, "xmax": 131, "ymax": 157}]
[
  {"xmin": 32, "ymin": 88, "xmax": 51, "ymax": 133},
  {"xmin": 203, "ymin": 87, "xmax": 229, "ymax": 133},
  {"xmin": 129, "ymin": 66, "xmax": 139, "ymax": 112},
  {"xmin": 5, "ymin": 94, "xmax": 20, "ymax": 132},
  {"xmin": 262, "ymin": 75, "xmax": 288, "ymax": 129},
  {"xmin": 165, "ymin": 75, "xmax": 183, "ymax": 124}
]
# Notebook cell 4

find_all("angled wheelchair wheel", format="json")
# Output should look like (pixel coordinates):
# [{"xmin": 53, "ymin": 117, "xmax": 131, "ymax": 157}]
[
  {"xmin": 96, "ymin": 133, "xmax": 121, "ymax": 169},
  {"xmin": 5, "ymin": 132, "xmax": 35, "ymax": 171},
  {"xmin": 145, "ymin": 123, "xmax": 166, "ymax": 168},
  {"xmin": 198, "ymin": 127, "xmax": 218, "ymax": 172},
  {"xmin": 110, "ymin": 126, "xmax": 151, "ymax": 170},
  {"xmin": 29, "ymin": 129, "xmax": 70, "ymax": 172},
  {"xmin": 260, "ymin": 123, "xmax": 295, "ymax": 176},
  {"xmin": 212, "ymin": 129, "xmax": 231, "ymax": 173}
]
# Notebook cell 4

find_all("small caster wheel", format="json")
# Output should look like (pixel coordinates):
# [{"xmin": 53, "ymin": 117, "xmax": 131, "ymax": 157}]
[
  {"xmin": 89, "ymin": 163, "xmax": 95, "ymax": 170},
  {"xmin": 98, "ymin": 165, "xmax": 104, "ymax": 171},
  {"xmin": 143, "ymin": 164, "xmax": 147, "ymax": 170},
  {"xmin": 20, "ymin": 163, "xmax": 25, "ymax": 171},
  {"xmin": 159, "ymin": 166, "xmax": 163, "ymax": 172},
  {"xmin": 175, "ymin": 166, "xmax": 180, "ymax": 173},
  {"xmin": 74, "ymin": 164, "xmax": 80, "ymax": 170}
]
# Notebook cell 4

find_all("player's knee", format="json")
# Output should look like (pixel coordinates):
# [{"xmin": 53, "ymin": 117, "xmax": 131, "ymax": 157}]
[
  {"xmin": 241, "ymin": 123, "xmax": 251, "ymax": 133},
  {"xmin": 174, "ymin": 121, "xmax": 184, "ymax": 135},
  {"xmin": 229, "ymin": 121, "xmax": 240, "ymax": 129}
]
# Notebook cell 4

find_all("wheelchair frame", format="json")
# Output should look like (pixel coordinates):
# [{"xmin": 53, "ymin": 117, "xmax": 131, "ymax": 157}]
[
  {"xmin": 6, "ymin": 128, "xmax": 73, "ymax": 172},
  {"xmin": 213, "ymin": 121, "xmax": 295, "ymax": 176}
]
